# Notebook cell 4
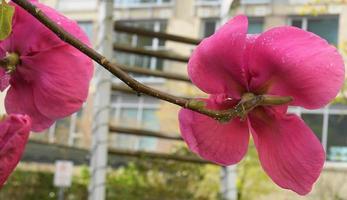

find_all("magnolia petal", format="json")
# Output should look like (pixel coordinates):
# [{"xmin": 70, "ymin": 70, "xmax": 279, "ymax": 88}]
[
  {"xmin": 248, "ymin": 107, "xmax": 325, "ymax": 195},
  {"xmin": 14, "ymin": 44, "xmax": 92, "ymax": 120},
  {"xmin": 178, "ymin": 98, "xmax": 249, "ymax": 166},
  {"xmin": 0, "ymin": 70, "xmax": 10, "ymax": 92},
  {"xmin": 248, "ymin": 26, "xmax": 345, "ymax": 109},
  {"xmin": 188, "ymin": 15, "xmax": 248, "ymax": 98},
  {"xmin": 8, "ymin": 0, "xmax": 90, "ymax": 55},
  {"xmin": 5, "ymin": 78, "xmax": 54, "ymax": 131},
  {"xmin": 0, "ymin": 114, "xmax": 31, "ymax": 187}
]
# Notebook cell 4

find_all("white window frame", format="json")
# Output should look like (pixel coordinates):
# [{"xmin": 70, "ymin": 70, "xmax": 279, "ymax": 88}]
[
  {"xmin": 57, "ymin": 0, "xmax": 98, "ymax": 11},
  {"xmin": 195, "ymin": 0, "xmax": 221, "ymax": 6},
  {"xmin": 201, "ymin": 18, "xmax": 220, "ymax": 38},
  {"xmin": 110, "ymin": 93, "xmax": 160, "ymax": 151},
  {"xmin": 288, "ymin": 105, "xmax": 347, "ymax": 169},
  {"xmin": 240, "ymin": 0, "xmax": 271, "ymax": 5},
  {"xmin": 114, "ymin": 0, "xmax": 175, "ymax": 8},
  {"xmin": 288, "ymin": 15, "xmax": 339, "ymax": 45}
]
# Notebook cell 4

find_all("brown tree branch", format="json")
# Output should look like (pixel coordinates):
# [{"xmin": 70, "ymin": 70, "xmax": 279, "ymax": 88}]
[{"xmin": 11, "ymin": 0, "xmax": 292, "ymax": 122}]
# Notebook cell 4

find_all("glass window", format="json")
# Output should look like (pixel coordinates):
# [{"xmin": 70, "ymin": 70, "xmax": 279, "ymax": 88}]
[
  {"xmin": 290, "ymin": 16, "xmax": 339, "ymax": 45},
  {"xmin": 301, "ymin": 114, "xmax": 323, "ymax": 141},
  {"xmin": 291, "ymin": 19, "xmax": 302, "ymax": 28},
  {"xmin": 115, "ymin": 0, "xmax": 172, "ymax": 6},
  {"xmin": 241, "ymin": 0, "xmax": 270, "ymax": 4},
  {"xmin": 110, "ymin": 94, "xmax": 159, "ymax": 151},
  {"xmin": 327, "ymin": 115, "xmax": 347, "ymax": 162},
  {"xmin": 54, "ymin": 117, "xmax": 71, "ymax": 144},
  {"xmin": 120, "ymin": 108, "xmax": 138, "ymax": 126},
  {"xmin": 78, "ymin": 21, "xmax": 93, "ymax": 40},
  {"xmin": 115, "ymin": 21, "xmax": 167, "ymax": 72},
  {"xmin": 248, "ymin": 18, "xmax": 264, "ymax": 34},
  {"xmin": 202, "ymin": 19, "xmax": 218, "ymax": 38},
  {"xmin": 307, "ymin": 17, "xmax": 339, "ymax": 45}
]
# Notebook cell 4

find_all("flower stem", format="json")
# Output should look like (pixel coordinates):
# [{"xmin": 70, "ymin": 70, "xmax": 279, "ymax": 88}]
[{"xmin": 11, "ymin": 0, "xmax": 293, "ymax": 122}]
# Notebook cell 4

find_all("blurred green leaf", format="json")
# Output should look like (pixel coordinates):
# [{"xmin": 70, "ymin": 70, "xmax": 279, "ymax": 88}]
[{"xmin": 0, "ymin": 0, "xmax": 14, "ymax": 40}]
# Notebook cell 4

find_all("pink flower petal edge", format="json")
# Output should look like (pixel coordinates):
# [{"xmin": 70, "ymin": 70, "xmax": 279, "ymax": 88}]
[
  {"xmin": 0, "ymin": 114, "xmax": 31, "ymax": 187},
  {"xmin": 249, "ymin": 108, "xmax": 325, "ymax": 195},
  {"xmin": 5, "ymin": 78, "xmax": 54, "ymax": 131},
  {"xmin": 179, "ymin": 15, "xmax": 342, "ymax": 195},
  {"xmin": 248, "ymin": 26, "xmax": 345, "ymax": 109},
  {"xmin": 1, "ymin": 0, "xmax": 94, "ymax": 131},
  {"xmin": 178, "ymin": 97, "xmax": 250, "ymax": 166},
  {"xmin": 188, "ymin": 15, "xmax": 248, "ymax": 98}
]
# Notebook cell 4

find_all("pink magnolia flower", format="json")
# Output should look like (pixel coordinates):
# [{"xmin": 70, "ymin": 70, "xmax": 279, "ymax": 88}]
[
  {"xmin": 0, "ymin": 114, "xmax": 31, "ymax": 187},
  {"xmin": 179, "ymin": 15, "xmax": 345, "ymax": 195},
  {"xmin": 0, "ymin": 0, "xmax": 93, "ymax": 131}
]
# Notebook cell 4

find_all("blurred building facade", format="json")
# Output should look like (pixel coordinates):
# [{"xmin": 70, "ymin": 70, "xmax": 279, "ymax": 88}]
[
  {"xmin": 28, "ymin": 0, "xmax": 347, "ymax": 199},
  {"xmin": 37, "ymin": 0, "xmax": 347, "ymax": 164},
  {"xmin": 33, "ymin": 0, "xmax": 222, "ymax": 153}
]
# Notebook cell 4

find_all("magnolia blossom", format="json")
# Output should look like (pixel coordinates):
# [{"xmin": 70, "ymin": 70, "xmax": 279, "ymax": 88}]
[
  {"xmin": 0, "ymin": 114, "xmax": 31, "ymax": 187},
  {"xmin": 179, "ymin": 15, "xmax": 345, "ymax": 195},
  {"xmin": 0, "ymin": 0, "xmax": 93, "ymax": 131}
]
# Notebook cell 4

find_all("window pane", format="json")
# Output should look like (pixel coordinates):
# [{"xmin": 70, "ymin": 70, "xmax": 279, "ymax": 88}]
[
  {"xmin": 291, "ymin": 19, "xmax": 302, "ymax": 28},
  {"xmin": 135, "ymin": 55, "xmax": 151, "ymax": 68},
  {"xmin": 327, "ymin": 115, "xmax": 347, "ymax": 162},
  {"xmin": 115, "ymin": 134, "xmax": 139, "ymax": 150},
  {"xmin": 142, "ymin": 109, "xmax": 160, "ymax": 130},
  {"xmin": 115, "ymin": 21, "xmax": 166, "ymax": 71},
  {"xmin": 203, "ymin": 20, "xmax": 217, "ymax": 38},
  {"xmin": 139, "ymin": 109, "xmax": 159, "ymax": 150},
  {"xmin": 115, "ymin": 32, "xmax": 133, "ymax": 46},
  {"xmin": 120, "ymin": 108, "xmax": 138, "ymax": 126},
  {"xmin": 248, "ymin": 18, "xmax": 264, "ymax": 34},
  {"xmin": 115, "ymin": 0, "xmax": 171, "ymax": 5},
  {"xmin": 307, "ymin": 17, "xmax": 338, "ymax": 45},
  {"xmin": 55, "ymin": 117, "xmax": 71, "ymax": 144},
  {"xmin": 301, "ymin": 114, "xmax": 323, "ymax": 141},
  {"xmin": 78, "ymin": 21, "xmax": 93, "ymax": 40},
  {"xmin": 115, "ymin": 108, "xmax": 139, "ymax": 149}
]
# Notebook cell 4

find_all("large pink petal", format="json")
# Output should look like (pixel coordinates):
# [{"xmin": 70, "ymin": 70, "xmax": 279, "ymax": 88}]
[
  {"xmin": 7, "ymin": 1, "xmax": 90, "ymax": 55},
  {"xmin": 178, "ymin": 97, "xmax": 250, "ymax": 166},
  {"xmin": 248, "ymin": 26, "xmax": 345, "ymax": 109},
  {"xmin": 188, "ymin": 15, "xmax": 248, "ymax": 98},
  {"xmin": 5, "ymin": 78, "xmax": 54, "ymax": 132},
  {"xmin": 0, "ymin": 114, "xmax": 31, "ymax": 187},
  {"xmin": 18, "ymin": 44, "xmax": 93, "ymax": 120},
  {"xmin": 248, "ymin": 107, "xmax": 325, "ymax": 195}
]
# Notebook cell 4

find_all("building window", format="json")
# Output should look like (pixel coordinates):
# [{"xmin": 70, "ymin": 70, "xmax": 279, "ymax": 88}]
[
  {"xmin": 30, "ymin": 106, "xmax": 87, "ymax": 147},
  {"xmin": 78, "ymin": 21, "xmax": 94, "ymax": 41},
  {"xmin": 196, "ymin": 0, "xmax": 220, "ymax": 3},
  {"xmin": 202, "ymin": 19, "xmax": 219, "ymax": 38},
  {"xmin": 248, "ymin": 18, "xmax": 264, "ymax": 34},
  {"xmin": 289, "ymin": 104, "xmax": 347, "ymax": 163},
  {"xmin": 289, "ymin": 16, "xmax": 339, "ymax": 45},
  {"xmin": 241, "ymin": 0, "xmax": 270, "ymax": 4},
  {"xmin": 115, "ymin": 20, "xmax": 167, "ymax": 74},
  {"xmin": 57, "ymin": 0, "xmax": 97, "ymax": 11},
  {"xmin": 110, "ymin": 93, "xmax": 160, "ymax": 151},
  {"xmin": 114, "ymin": 0, "xmax": 172, "ymax": 6}
]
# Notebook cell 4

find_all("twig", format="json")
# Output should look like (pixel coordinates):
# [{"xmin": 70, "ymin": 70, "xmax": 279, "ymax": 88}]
[{"xmin": 11, "ymin": 0, "xmax": 292, "ymax": 122}]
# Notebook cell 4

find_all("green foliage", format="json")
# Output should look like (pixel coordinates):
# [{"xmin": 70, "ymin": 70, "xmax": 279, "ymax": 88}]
[
  {"xmin": 0, "ymin": 0, "xmax": 14, "ymax": 40},
  {"xmin": 236, "ymin": 144, "xmax": 274, "ymax": 200},
  {"xmin": 0, "ymin": 148, "xmax": 220, "ymax": 200},
  {"xmin": 0, "ymin": 169, "xmax": 88, "ymax": 200},
  {"xmin": 105, "ymin": 147, "xmax": 220, "ymax": 200}
]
